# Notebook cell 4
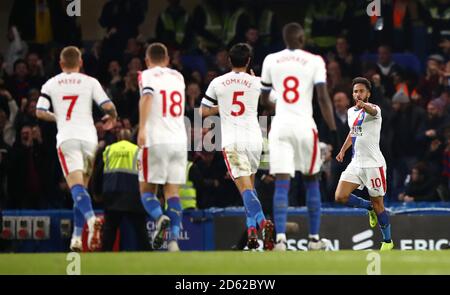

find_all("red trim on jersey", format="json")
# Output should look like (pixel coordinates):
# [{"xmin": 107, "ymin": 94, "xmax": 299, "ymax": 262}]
[
  {"xmin": 309, "ymin": 129, "xmax": 319, "ymax": 175},
  {"xmin": 352, "ymin": 109, "xmax": 364, "ymax": 127},
  {"xmin": 57, "ymin": 147, "xmax": 69, "ymax": 176},
  {"xmin": 222, "ymin": 150, "xmax": 235, "ymax": 180},
  {"xmin": 143, "ymin": 147, "xmax": 149, "ymax": 182},
  {"xmin": 137, "ymin": 71, "xmax": 143, "ymax": 88},
  {"xmin": 379, "ymin": 167, "xmax": 386, "ymax": 192}
]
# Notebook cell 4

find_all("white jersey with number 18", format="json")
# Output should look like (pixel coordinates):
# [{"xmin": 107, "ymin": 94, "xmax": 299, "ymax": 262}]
[
  {"xmin": 36, "ymin": 72, "xmax": 111, "ymax": 147},
  {"xmin": 139, "ymin": 66, "xmax": 187, "ymax": 146}
]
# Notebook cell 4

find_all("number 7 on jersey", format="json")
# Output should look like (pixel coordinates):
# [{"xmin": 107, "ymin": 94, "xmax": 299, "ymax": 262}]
[{"xmin": 63, "ymin": 95, "xmax": 79, "ymax": 121}]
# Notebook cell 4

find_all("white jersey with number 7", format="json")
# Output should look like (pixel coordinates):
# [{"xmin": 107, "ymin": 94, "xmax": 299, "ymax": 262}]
[
  {"xmin": 261, "ymin": 48, "xmax": 326, "ymax": 125},
  {"xmin": 36, "ymin": 72, "xmax": 112, "ymax": 147}
]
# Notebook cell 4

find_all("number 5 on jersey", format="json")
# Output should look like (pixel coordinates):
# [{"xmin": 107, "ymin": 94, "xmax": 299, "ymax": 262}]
[
  {"xmin": 63, "ymin": 95, "xmax": 79, "ymax": 121},
  {"xmin": 231, "ymin": 91, "xmax": 245, "ymax": 116}
]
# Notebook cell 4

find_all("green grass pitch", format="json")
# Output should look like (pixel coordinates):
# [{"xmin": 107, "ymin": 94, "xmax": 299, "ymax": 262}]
[{"xmin": 1, "ymin": 251, "xmax": 450, "ymax": 275}]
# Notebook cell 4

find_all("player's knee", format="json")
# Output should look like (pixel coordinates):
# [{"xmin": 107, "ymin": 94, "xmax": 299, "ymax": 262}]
[{"xmin": 334, "ymin": 192, "xmax": 349, "ymax": 203}]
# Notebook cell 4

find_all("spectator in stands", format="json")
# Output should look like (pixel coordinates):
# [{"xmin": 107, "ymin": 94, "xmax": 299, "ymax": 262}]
[
  {"xmin": 98, "ymin": 0, "xmax": 146, "ymax": 54},
  {"xmin": 244, "ymin": 26, "xmax": 268, "ymax": 75},
  {"xmin": 417, "ymin": 98, "xmax": 450, "ymax": 157},
  {"xmin": 7, "ymin": 125, "xmax": 50, "ymax": 208},
  {"xmin": 123, "ymin": 38, "xmax": 144, "ymax": 66},
  {"xmin": 416, "ymin": 54, "xmax": 447, "ymax": 106},
  {"xmin": 398, "ymin": 162, "xmax": 439, "ymax": 202},
  {"xmin": 0, "ymin": 90, "xmax": 18, "ymax": 147},
  {"xmin": 26, "ymin": 52, "xmax": 46, "ymax": 87},
  {"xmin": 169, "ymin": 49, "xmax": 192, "ymax": 80},
  {"xmin": 127, "ymin": 57, "xmax": 143, "ymax": 74},
  {"xmin": 6, "ymin": 59, "xmax": 31, "ymax": 103},
  {"xmin": 304, "ymin": 1, "xmax": 346, "ymax": 54},
  {"xmin": 328, "ymin": 36, "xmax": 361, "ymax": 78},
  {"xmin": 191, "ymin": 0, "xmax": 228, "ymax": 53},
  {"xmin": 15, "ymin": 97, "xmax": 39, "ymax": 131},
  {"xmin": 155, "ymin": 0, "xmax": 191, "ymax": 50},
  {"xmin": 120, "ymin": 71, "xmax": 140, "ymax": 126},
  {"xmin": 326, "ymin": 61, "xmax": 351, "ymax": 96},
  {"xmin": 376, "ymin": 45, "xmax": 403, "ymax": 97},
  {"xmin": 3, "ymin": 26, "xmax": 28, "ymax": 75},
  {"xmin": 389, "ymin": 90, "xmax": 426, "ymax": 196},
  {"xmin": 213, "ymin": 48, "xmax": 230, "ymax": 76},
  {"xmin": 106, "ymin": 60, "xmax": 124, "ymax": 102},
  {"xmin": 326, "ymin": 92, "xmax": 351, "ymax": 200},
  {"xmin": 185, "ymin": 81, "xmax": 202, "ymax": 122}
]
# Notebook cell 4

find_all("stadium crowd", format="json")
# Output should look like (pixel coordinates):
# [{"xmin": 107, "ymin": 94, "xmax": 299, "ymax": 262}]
[{"xmin": 0, "ymin": 0, "xmax": 449, "ymax": 212}]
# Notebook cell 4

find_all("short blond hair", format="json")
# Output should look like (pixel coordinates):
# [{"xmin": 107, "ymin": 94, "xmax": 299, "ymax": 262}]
[{"xmin": 60, "ymin": 46, "xmax": 81, "ymax": 68}]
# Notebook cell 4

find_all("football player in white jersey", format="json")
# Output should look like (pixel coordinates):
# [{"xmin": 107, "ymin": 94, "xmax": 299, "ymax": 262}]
[
  {"xmin": 335, "ymin": 77, "xmax": 393, "ymax": 251},
  {"xmin": 36, "ymin": 46, "xmax": 118, "ymax": 252},
  {"xmin": 200, "ymin": 43, "xmax": 275, "ymax": 250},
  {"xmin": 260, "ymin": 23, "xmax": 339, "ymax": 251},
  {"xmin": 137, "ymin": 43, "xmax": 187, "ymax": 252}
]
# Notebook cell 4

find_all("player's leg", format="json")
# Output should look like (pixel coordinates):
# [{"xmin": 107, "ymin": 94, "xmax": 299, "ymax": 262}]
[
  {"xmin": 81, "ymin": 141, "xmax": 104, "ymax": 251},
  {"xmin": 138, "ymin": 146, "xmax": 164, "ymax": 221},
  {"xmin": 58, "ymin": 140, "xmax": 99, "ymax": 251},
  {"xmin": 163, "ymin": 145, "xmax": 187, "ymax": 251},
  {"xmin": 163, "ymin": 184, "xmax": 182, "ymax": 251},
  {"xmin": 367, "ymin": 166, "xmax": 393, "ymax": 250},
  {"xmin": 272, "ymin": 173, "xmax": 290, "ymax": 250},
  {"xmin": 299, "ymin": 128, "xmax": 330, "ymax": 250},
  {"xmin": 269, "ymin": 130, "xmax": 294, "ymax": 250},
  {"xmin": 70, "ymin": 205, "xmax": 84, "ymax": 252},
  {"xmin": 371, "ymin": 196, "xmax": 392, "ymax": 250},
  {"xmin": 335, "ymin": 165, "xmax": 373, "ymax": 210},
  {"xmin": 225, "ymin": 145, "xmax": 273, "ymax": 250},
  {"xmin": 138, "ymin": 146, "xmax": 169, "ymax": 249}
]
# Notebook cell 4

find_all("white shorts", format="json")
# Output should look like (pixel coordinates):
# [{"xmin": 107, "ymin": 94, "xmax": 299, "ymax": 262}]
[
  {"xmin": 57, "ymin": 139, "xmax": 97, "ymax": 177},
  {"xmin": 138, "ymin": 144, "xmax": 187, "ymax": 184},
  {"xmin": 222, "ymin": 142, "xmax": 262, "ymax": 180},
  {"xmin": 269, "ymin": 127, "xmax": 321, "ymax": 177},
  {"xmin": 339, "ymin": 165, "xmax": 387, "ymax": 197}
]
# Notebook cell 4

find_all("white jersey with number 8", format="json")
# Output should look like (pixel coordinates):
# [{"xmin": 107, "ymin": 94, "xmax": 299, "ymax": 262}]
[
  {"xmin": 261, "ymin": 48, "xmax": 326, "ymax": 177},
  {"xmin": 261, "ymin": 48, "xmax": 326, "ymax": 124},
  {"xmin": 37, "ymin": 72, "xmax": 111, "ymax": 147}
]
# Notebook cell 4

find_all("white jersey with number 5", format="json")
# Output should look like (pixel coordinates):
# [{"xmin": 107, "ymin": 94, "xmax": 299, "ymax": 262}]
[
  {"xmin": 261, "ymin": 49, "xmax": 326, "ymax": 127},
  {"xmin": 36, "ymin": 72, "xmax": 111, "ymax": 147},
  {"xmin": 139, "ymin": 66, "xmax": 187, "ymax": 146},
  {"xmin": 201, "ymin": 71, "xmax": 262, "ymax": 148}
]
